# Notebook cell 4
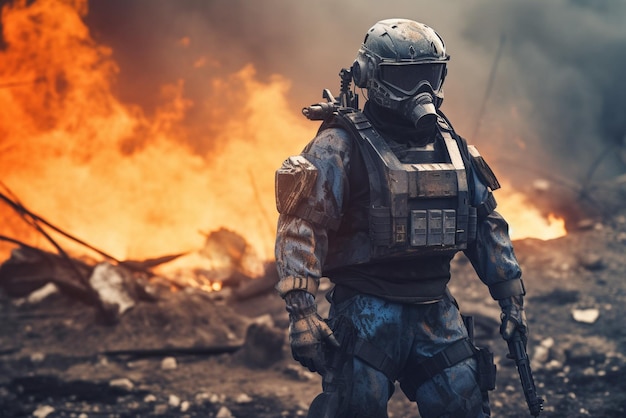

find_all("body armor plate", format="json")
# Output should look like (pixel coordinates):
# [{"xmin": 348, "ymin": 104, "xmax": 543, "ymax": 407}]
[{"xmin": 323, "ymin": 108, "xmax": 475, "ymax": 269}]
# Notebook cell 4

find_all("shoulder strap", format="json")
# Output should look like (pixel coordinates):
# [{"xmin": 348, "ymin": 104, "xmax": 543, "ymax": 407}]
[
  {"xmin": 321, "ymin": 109, "xmax": 394, "ymax": 246},
  {"xmin": 437, "ymin": 111, "xmax": 476, "ymax": 202},
  {"xmin": 319, "ymin": 109, "xmax": 387, "ymax": 207}
]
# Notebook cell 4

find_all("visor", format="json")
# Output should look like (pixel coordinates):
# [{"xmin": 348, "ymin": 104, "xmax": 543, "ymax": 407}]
[{"xmin": 379, "ymin": 62, "xmax": 446, "ymax": 95}]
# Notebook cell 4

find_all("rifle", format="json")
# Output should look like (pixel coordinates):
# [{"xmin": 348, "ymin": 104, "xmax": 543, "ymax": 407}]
[
  {"xmin": 507, "ymin": 329, "xmax": 544, "ymax": 416},
  {"xmin": 302, "ymin": 68, "xmax": 359, "ymax": 121}
]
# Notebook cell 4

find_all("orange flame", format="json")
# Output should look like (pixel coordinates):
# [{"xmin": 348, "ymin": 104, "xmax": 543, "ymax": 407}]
[
  {"xmin": 0, "ymin": 0, "xmax": 314, "ymax": 267},
  {"xmin": 496, "ymin": 186, "xmax": 567, "ymax": 241}
]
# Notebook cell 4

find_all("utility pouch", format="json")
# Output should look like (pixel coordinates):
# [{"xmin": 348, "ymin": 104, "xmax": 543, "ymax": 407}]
[
  {"xmin": 464, "ymin": 314, "xmax": 496, "ymax": 392},
  {"xmin": 475, "ymin": 346, "xmax": 497, "ymax": 392}
]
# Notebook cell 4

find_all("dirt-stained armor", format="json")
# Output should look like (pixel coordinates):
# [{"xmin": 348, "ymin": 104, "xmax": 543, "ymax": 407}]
[{"xmin": 274, "ymin": 18, "xmax": 532, "ymax": 418}]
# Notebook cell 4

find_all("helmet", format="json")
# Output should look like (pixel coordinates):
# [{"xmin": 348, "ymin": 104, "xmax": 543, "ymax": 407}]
[{"xmin": 352, "ymin": 19, "xmax": 449, "ymax": 110}]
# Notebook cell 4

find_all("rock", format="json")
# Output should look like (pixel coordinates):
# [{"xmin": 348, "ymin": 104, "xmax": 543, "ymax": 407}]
[
  {"xmin": 153, "ymin": 404, "xmax": 168, "ymax": 415},
  {"xmin": 235, "ymin": 393, "xmax": 253, "ymax": 404},
  {"xmin": 577, "ymin": 253, "xmax": 604, "ymax": 271},
  {"xmin": 89, "ymin": 262, "xmax": 136, "ymax": 321},
  {"xmin": 32, "ymin": 405, "xmax": 55, "ymax": 418},
  {"xmin": 238, "ymin": 322, "xmax": 285, "ymax": 368},
  {"xmin": 582, "ymin": 367, "xmax": 596, "ymax": 376},
  {"xmin": 26, "ymin": 283, "xmax": 59, "ymax": 304},
  {"xmin": 531, "ymin": 337, "xmax": 554, "ymax": 368},
  {"xmin": 572, "ymin": 308, "xmax": 600, "ymax": 324},
  {"xmin": 181, "ymin": 401, "xmax": 190, "ymax": 412},
  {"xmin": 168, "ymin": 394, "xmax": 181, "ymax": 407},
  {"xmin": 196, "ymin": 392, "xmax": 226, "ymax": 405},
  {"xmin": 210, "ymin": 393, "xmax": 226, "ymax": 404},
  {"xmin": 144, "ymin": 394, "xmax": 157, "ymax": 403},
  {"xmin": 109, "ymin": 378, "xmax": 134, "ymax": 391},
  {"xmin": 30, "ymin": 352, "xmax": 45, "ymax": 363},
  {"xmin": 216, "ymin": 406, "xmax": 234, "ymax": 418},
  {"xmin": 194, "ymin": 392, "xmax": 212, "ymax": 405},
  {"xmin": 545, "ymin": 359, "xmax": 563, "ymax": 371},
  {"xmin": 161, "ymin": 356, "xmax": 178, "ymax": 370}
]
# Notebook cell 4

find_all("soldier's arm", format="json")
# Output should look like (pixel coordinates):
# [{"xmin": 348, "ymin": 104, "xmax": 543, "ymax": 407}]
[
  {"xmin": 462, "ymin": 148, "xmax": 525, "ymax": 301},
  {"xmin": 274, "ymin": 127, "xmax": 352, "ymax": 299}
]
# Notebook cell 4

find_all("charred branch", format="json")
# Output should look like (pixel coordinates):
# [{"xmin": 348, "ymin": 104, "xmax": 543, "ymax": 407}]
[{"xmin": 102, "ymin": 343, "xmax": 243, "ymax": 360}]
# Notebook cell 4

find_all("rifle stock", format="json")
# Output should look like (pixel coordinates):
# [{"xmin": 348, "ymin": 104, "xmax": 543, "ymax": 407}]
[{"xmin": 507, "ymin": 330, "xmax": 544, "ymax": 416}]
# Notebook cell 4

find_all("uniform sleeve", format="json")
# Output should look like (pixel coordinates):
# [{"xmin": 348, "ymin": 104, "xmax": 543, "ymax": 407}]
[
  {"xmin": 464, "ymin": 210, "xmax": 522, "ymax": 286},
  {"xmin": 463, "ymin": 165, "xmax": 523, "ymax": 295},
  {"xmin": 274, "ymin": 128, "xmax": 352, "ymax": 298}
]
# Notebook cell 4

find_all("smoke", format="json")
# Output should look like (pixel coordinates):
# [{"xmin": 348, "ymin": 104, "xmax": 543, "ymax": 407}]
[{"xmin": 462, "ymin": 0, "xmax": 626, "ymax": 184}]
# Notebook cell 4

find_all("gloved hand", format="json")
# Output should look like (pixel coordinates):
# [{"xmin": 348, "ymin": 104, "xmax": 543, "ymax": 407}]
[
  {"xmin": 499, "ymin": 295, "xmax": 528, "ymax": 344},
  {"xmin": 285, "ymin": 290, "xmax": 340, "ymax": 373}
]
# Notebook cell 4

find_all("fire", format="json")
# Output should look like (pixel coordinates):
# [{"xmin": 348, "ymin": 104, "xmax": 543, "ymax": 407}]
[
  {"xmin": 0, "ymin": 0, "xmax": 314, "ymax": 268},
  {"xmin": 0, "ymin": 0, "xmax": 566, "ymax": 285},
  {"xmin": 496, "ymin": 186, "xmax": 567, "ymax": 241}
]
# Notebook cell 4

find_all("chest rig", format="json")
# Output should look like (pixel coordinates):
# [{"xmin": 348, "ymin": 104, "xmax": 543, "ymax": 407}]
[{"xmin": 324, "ymin": 108, "xmax": 477, "ymax": 267}]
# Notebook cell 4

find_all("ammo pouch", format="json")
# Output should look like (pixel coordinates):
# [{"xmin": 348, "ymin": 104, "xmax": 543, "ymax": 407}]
[{"xmin": 464, "ymin": 314, "xmax": 497, "ymax": 392}]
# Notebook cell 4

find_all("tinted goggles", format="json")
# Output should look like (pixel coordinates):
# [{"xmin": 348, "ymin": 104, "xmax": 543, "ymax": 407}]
[{"xmin": 379, "ymin": 62, "xmax": 446, "ymax": 95}]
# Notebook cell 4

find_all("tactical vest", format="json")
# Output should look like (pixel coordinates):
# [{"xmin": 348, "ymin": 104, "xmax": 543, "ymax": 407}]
[{"xmin": 322, "ymin": 108, "xmax": 477, "ymax": 270}]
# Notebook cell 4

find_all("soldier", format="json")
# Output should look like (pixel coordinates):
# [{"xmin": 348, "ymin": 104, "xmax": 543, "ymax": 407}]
[{"xmin": 274, "ymin": 19, "xmax": 529, "ymax": 418}]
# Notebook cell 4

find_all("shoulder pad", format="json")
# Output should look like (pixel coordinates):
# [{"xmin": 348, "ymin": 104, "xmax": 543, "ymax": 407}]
[
  {"xmin": 468, "ymin": 145, "xmax": 501, "ymax": 191},
  {"xmin": 275, "ymin": 155, "xmax": 318, "ymax": 215}
]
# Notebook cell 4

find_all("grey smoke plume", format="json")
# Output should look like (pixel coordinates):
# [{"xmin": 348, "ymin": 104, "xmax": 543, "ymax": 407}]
[
  {"xmin": 462, "ymin": 0, "xmax": 626, "ymax": 184},
  {"xmin": 63, "ymin": 1, "xmax": 626, "ymax": 183}
]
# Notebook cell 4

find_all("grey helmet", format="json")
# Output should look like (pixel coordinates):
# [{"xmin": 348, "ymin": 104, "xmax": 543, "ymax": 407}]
[{"xmin": 352, "ymin": 19, "xmax": 449, "ymax": 116}]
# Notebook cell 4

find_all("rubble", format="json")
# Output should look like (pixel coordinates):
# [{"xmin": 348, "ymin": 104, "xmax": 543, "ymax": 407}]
[
  {"xmin": 168, "ymin": 394, "xmax": 181, "ymax": 407},
  {"xmin": 24, "ymin": 282, "xmax": 59, "ymax": 304},
  {"xmin": 32, "ymin": 405, "xmax": 55, "ymax": 418},
  {"xmin": 236, "ymin": 320, "xmax": 286, "ymax": 368},
  {"xmin": 161, "ymin": 356, "xmax": 178, "ymax": 370},
  {"xmin": 577, "ymin": 253, "xmax": 605, "ymax": 271},
  {"xmin": 216, "ymin": 406, "xmax": 234, "ymax": 418},
  {"xmin": 572, "ymin": 308, "xmax": 601, "ymax": 324},
  {"xmin": 89, "ymin": 262, "xmax": 136, "ymax": 320},
  {"xmin": 109, "ymin": 378, "xmax": 134, "ymax": 391},
  {"xmin": 235, "ymin": 393, "xmax": 253, "ymax": 404}
]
